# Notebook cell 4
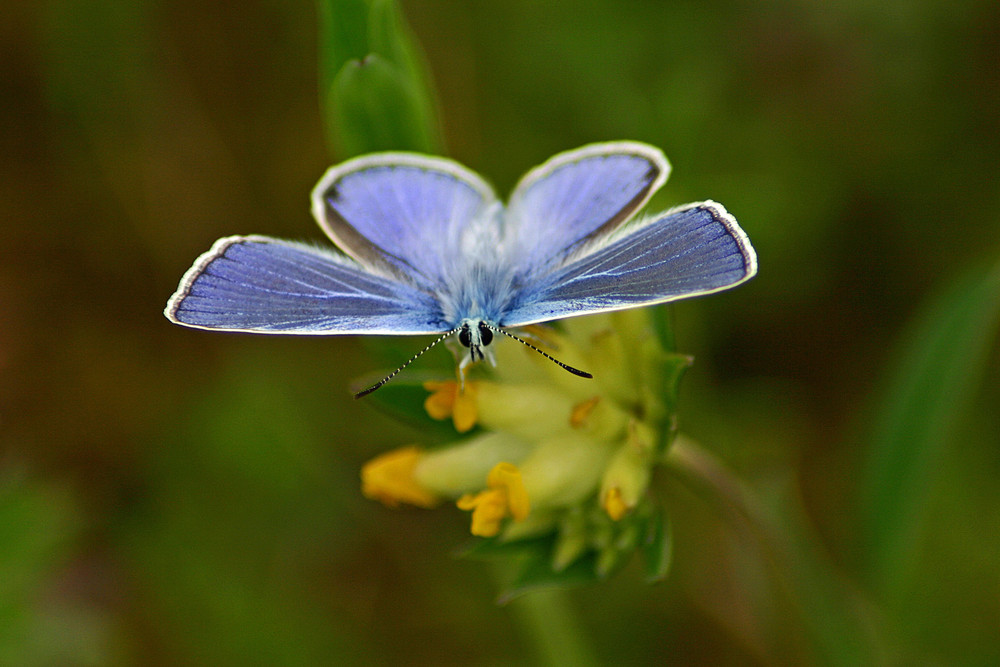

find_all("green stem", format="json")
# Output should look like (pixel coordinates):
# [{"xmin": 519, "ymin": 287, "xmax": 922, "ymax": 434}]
[{"xmin": 495, "ymin": 564, "xmax": 599, "ymax": 667}]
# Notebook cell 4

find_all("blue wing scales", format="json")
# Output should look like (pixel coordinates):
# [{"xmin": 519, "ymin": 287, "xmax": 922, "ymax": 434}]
[
  {"xmin": 165, "ymin": 236, "xmax": 446, "ymax": 334},
  {"xmin": 505, "ymin": 142, "xmax": 669, "ymax": 275},
  {"xmin": 501, "ymin": 202, "xmax": 757, "ymax": 327},
  {"xmin": 311, "ymin": 154, "xmax": 497, "ymax": 288}
]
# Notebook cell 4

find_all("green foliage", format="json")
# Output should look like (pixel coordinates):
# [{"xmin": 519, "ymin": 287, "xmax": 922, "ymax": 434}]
[
  {"xmin": 858, "ymin": 260, "xmax": 1000, "ymax": 601},
  {"xmin": 11, "ymin": 0, "xmax": 1000, "ymax": 663},
  {"xmin": 649, "ymin": 351, "xmax": 693, "ymax": 457},
  {"xmin": 317, "ymin": 0, "xmax": 441, "ymax": 157},
  {"xmin": 362, "ymin": 373, "xmax": 479, "ymax": 442},
  {"xmin": 117, "ymin": 355, "xmax": 366, "ymax": 665},
  {"xmin": 641, "ymin": 507, "xmax": 673, "ymax": 583},
  {"xmin": 457, "ymin": 499, "xmax": 673, "ymax": 603},
  {"xmin": 327, "ymin": 54, "xmax": 438, "ymax": 157},
  {"xmin": 665, "ymin": 439, "xmax": 879, "ymax": 666},
  {"xmin": 0, "ymin": 474, "xmax": 108, "ymax": 665}
]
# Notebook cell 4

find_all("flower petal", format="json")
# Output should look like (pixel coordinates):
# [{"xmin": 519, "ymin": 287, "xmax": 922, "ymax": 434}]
[
  {"xmin": 424, "ymin": 380, "xmax": 479, "ymax": 432},
  {"xmin": 602, "ymin": 486, "xmax": 628, "ymax": 521},
  {"xmin": 487, "ymin": 462, "xmax": 530, "ymax": 520},
  {"xmin": 423, "ymin": 381, "xmax": 458, "ymax": 421},
  {"xmin": 457, "ymin": 462, "xmax": 531, "ymax": 536},
  {"xmin": 452, "ymin": 389, "xmax": 478, "ymax": 433},
  {"xmin": 457, "ymin": 489, "xmax": 508, "ymax": 537},
  {"xmin": 570, "ymin": 396, "xmax": 601, "ymax": 428},
  {"xmin": 362, "ymin": 446, "xmax": 441, "ymax": 508}
]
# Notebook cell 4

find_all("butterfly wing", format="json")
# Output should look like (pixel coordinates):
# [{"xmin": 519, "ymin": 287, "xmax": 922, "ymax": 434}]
[
  {"xmin": 501, "ymin": 201, "xmax": 757, "ymax": 327},
  {"xmin": 505, "ymin": 142, "xmax": 669, "ymax": 275},
  {"xmin": 165, "ymin": 236, "xmax": 447, "ymax": 334},
  {"xmin": 311, "ymin": 153, "xmax": 498, "ymax": 288}
]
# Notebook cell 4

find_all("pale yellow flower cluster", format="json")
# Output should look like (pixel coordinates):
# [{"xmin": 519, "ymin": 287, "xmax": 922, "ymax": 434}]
[{"xmin": 361, "ymin": 310, "xmax": 689, "ymax": 547}]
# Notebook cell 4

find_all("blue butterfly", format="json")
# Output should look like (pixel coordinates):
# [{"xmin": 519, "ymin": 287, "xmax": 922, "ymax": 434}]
[{"xmin": 164, "ymin": 142, "xmax": 757, "ymax": 396}]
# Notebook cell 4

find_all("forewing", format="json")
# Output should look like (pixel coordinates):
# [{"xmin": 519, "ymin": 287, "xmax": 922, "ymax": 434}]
[
  {"xmin": 311, "ymin": 153, "xmax": 497, "ymax": 288},
  {"xmin": 165, "ymin": 236, "xmax": 446, "ymax": 334},
  {"xmin": 501, "ymin": 202, "xmax": 756, "ymax": 326},
  {"xmin": 505, "ymin": 142, "xmax": 669, "ymax": 274}
]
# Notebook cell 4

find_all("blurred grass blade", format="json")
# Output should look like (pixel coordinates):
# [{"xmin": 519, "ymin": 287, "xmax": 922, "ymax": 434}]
[
  {"xmin": 667, "ymin": 437, "xmax": 880, "ymax": 665},
  {"xmin": 317, "ymin": 0, "xmax": 442, "ymax": 157},
  {"xmin": 858, "ymin": 259, "xmax": 1000, "ymax": 599}
]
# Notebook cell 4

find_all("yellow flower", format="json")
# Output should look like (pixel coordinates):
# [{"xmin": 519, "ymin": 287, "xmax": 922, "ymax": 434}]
[
  {"xmin": 569, "ymin": 396, "xmax": 601, "ymax": 428},
  {"xmin": 361, "ymin": 446, "xmax": 441, "ymax": 509},
  {"xmin": 363, "ymin": 434, "xmax": 535, "ymax": 511},
  {"xmin": 360, "ymin": 310, "xmax": 690, "ymax": 581},
  {"xmin": 599, "ymin": 421, "xmax": 655, "ymax": 520},
  {"xmin": 602, "ymin": 487, "xmax": 628, "ymax": 521},
  {"xmin": 457, "ymin": 462, "xmax": 530, "ymax": 537},
  {"xmin": 517, "ymin": 434, "xmax": 616, "ymax": 510},
  {"xmin": 424, "ymin": 380, "xmax": 478, "ymax": 433}
]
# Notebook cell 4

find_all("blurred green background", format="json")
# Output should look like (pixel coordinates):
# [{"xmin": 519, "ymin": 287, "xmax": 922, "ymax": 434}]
[{"xmin": 3, "ymin": 0, "xmax": 999, "ymax": 664}]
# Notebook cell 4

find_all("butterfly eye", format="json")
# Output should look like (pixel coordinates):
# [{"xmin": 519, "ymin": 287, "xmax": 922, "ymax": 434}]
[
  {"xmin": 458, "ymin": 324, "xmax": 472, "ymax": 348},
  {"xmin": 478, "ymin": 322, "xmax": 494, "ymax": 346}
]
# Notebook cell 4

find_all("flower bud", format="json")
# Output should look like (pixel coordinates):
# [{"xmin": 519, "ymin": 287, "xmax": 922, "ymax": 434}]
[
  {"xmin": 600, "ymin": 421, "xmax": 656, "ymax": 520},
  {"xmin": 414, "ymin": 433, "xmax": 533, "ymax": 497}
]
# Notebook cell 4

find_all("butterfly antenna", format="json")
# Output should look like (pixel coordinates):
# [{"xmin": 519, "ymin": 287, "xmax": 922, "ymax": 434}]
[
  {"xmin": 487, "ymin": 325, "xmax": 593, "ymax": 379},
  {"xmin": 354, "ymin": 327, "xmax": 460, "ymax": 399}
]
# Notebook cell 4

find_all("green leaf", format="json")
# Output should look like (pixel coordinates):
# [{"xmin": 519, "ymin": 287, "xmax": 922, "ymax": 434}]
[
  {"xmin": 316, "ymin": 0, "xmax": 441, "ymax": 158},
  {"xmin": 367, "ymin": 0, "xmax": 433, "ymax": 92},
  {"xmin": 455, "ymin": 534, "xmax": 553, "ymax": 562},
  {"xmin": 649, "ymin": 304, "xmax": 677, "ymax": 352},
  {"xmin": 460, "ymin": 532, "xmax": 607, "ymax": 602},
  {"xmin": 858, "ymin": 259, "xmax": 1000, "ymax": 600},
  {"xmin": 316, "ymin": 0, "xmax": 369, "ymax": 97},
  {"xmin": 651, "ymin": 351, "xmax": 693, "ymax": 456},
  {"xmin": 498, "ymin": 551, "xmax": 602, "ymax": 605},
  {"xmin": 356, "ymin": 373, "xmax": 472, "ymax": 440},
  {"xmin": 653, "ymin": 352, "xmax": 693, "ymax": 412},
  {"xmin": 367, "ymin": 0, "xmax": 441, "ymax": 143},
  {"xmin": 326, "ymin": 54, "xmax": 437, "ymax": 157},
  {"xmin": 638, "ymin": 305, "xmax": 692, "ymax": 456},
  {"xmin": 641, "ymin": 506, "xmax": 673, "ymax": 583}
]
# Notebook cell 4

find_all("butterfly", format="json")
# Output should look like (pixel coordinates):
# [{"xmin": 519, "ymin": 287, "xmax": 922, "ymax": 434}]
[{"xmin": 164, "ymin": 141, "xmax": 757, "ymax": 397}]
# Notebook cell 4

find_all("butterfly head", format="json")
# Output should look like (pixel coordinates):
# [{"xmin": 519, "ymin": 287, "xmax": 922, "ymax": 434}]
[{"xmin": 457, "ymin": 318, "xmax": 495, "ymax": 367}]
